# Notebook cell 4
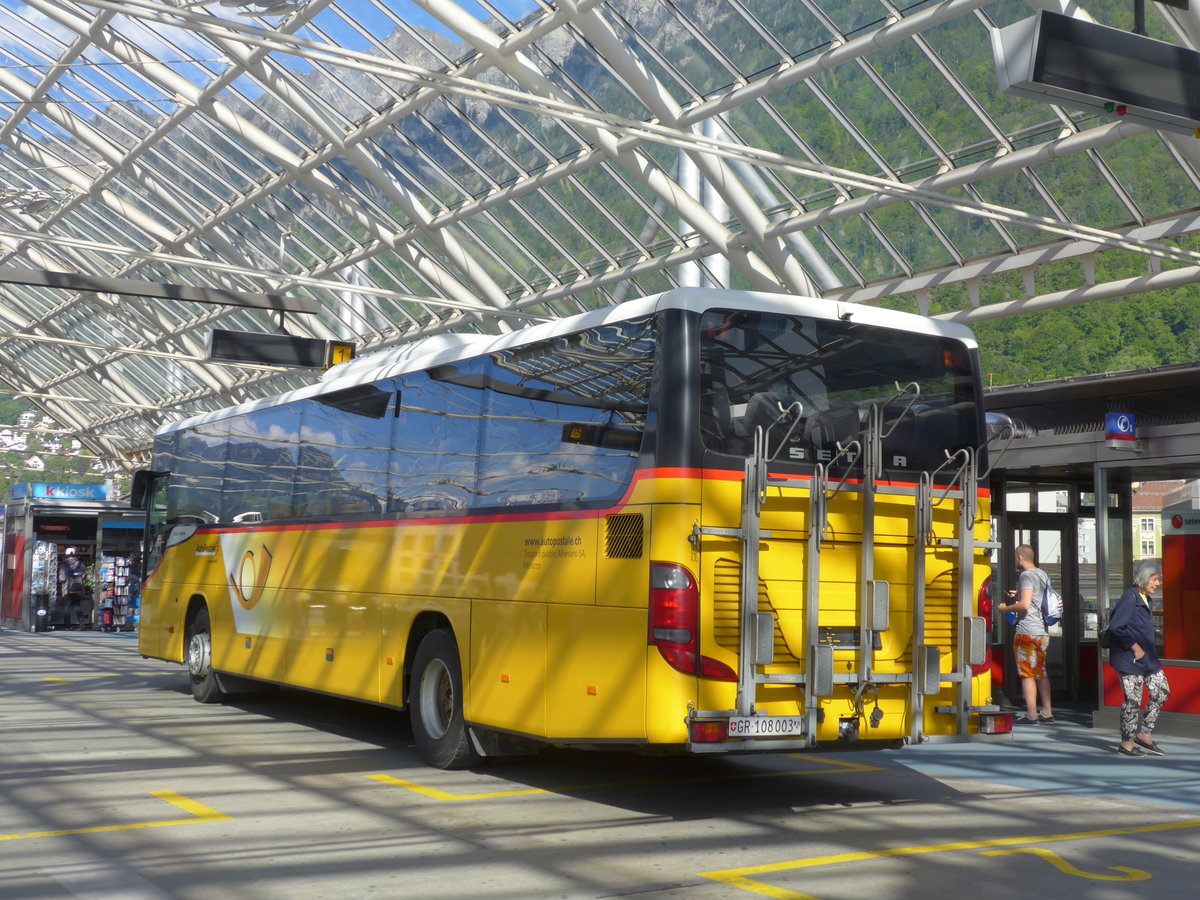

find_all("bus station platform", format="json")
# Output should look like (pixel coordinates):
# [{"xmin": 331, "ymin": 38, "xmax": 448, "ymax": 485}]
[
  {"xmin": 879, "ymin": 704, "xmax": 1200, "ymax": 813},
  {"xmin": 2, "ymin": 628, "xmax": 1198, "ymax": 899}
]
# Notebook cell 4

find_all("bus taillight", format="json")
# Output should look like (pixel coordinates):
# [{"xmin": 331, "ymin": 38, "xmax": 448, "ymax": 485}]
[
  {"xmin": 649, "ymin": 562, "xmax": 737, "ymax": 681},
  {"xmin": 690, "ymin": 719, "xmax": 728, "ymax": 742},
  {"xmin": 973, "ymin": 575, "xmax": 993, "ymax": 677}
]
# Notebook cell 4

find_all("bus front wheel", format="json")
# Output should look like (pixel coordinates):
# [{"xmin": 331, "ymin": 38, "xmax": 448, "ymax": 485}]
[
  {"xmin": 409, "ymin": 629, "xmax": 479, "ymax": 770},
  {"xmin": 186, "ymin": 607, "xmax": 225, "ymax": 704}
]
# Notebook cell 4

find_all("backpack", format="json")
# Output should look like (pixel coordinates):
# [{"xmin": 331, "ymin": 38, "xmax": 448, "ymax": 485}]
[
  {"xmin": 1041, "ymin": 576, "xmax": 1063, "ymax": 627},
  {"xmin": 63, "ymin": 557, "xmax": 86, "ymax": 594}
]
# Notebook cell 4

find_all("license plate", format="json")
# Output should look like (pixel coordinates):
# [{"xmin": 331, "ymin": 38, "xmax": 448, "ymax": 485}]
[{"xmin": 727, "ymin": 716, "xmax": 805, "ymax": 738}]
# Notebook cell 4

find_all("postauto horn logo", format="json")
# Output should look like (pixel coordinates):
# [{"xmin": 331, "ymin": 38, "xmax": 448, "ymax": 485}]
[{"xmin": 229, "ymin": 545, "xmax": 273, "ymax": 610}]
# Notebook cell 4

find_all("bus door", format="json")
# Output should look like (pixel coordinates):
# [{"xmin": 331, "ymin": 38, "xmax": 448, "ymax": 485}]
[{"xmin": 131, "ymin": 470, "xmax": 170, "ymax": 657}]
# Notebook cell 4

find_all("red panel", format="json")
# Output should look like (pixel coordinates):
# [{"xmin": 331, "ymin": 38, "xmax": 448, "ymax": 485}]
[
  {"xmin": 1103, "ymin": 664, "xmax": 1200, "ymax": 714},
  {"xmin": 0, "ymin": 534, "xmax": 25, "ymax": 620},
  {"xmin": 1162, "ymin": 532, "xmax": 1200, "ymax": 660}
]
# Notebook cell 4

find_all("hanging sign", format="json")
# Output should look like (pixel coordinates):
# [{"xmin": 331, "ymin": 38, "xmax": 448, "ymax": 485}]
[{"xmin": 1104, "ymin": 412, "xmax": 1139, "ymax": 451}]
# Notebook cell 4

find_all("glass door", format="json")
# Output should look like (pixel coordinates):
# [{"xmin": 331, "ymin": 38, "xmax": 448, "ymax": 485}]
[{"xmin": 1005, "ymin": 517, "xmax": 1080, "ymax": 701}]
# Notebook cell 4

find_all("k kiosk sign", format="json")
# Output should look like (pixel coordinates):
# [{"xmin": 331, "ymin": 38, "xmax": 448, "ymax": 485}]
[{"xmin": 9, "ymin": 483, "xmax": 109, "ymax": 501}]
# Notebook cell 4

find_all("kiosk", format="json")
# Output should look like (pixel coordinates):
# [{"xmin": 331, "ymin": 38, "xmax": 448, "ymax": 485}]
[{"xmin": 0, "ymin": 483, "xmax": 142, "ymax": 632}]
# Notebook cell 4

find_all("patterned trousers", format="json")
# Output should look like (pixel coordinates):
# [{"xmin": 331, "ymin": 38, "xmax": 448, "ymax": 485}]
[{"xmin": 1119, "ymin": 670, "xmax": 1171, "ymax": 741}]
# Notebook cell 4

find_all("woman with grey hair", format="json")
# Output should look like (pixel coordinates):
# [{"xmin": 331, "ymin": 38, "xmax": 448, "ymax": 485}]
[{"xmin": 1107, "ymin": 559, "xmax": 1170, "ymax": 757}]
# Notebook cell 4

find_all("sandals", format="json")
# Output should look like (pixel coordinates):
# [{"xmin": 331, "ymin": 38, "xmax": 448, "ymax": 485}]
[
  {"xmin": 1116, "ymin": 745, "xmax": 1146, "ymax": 758},
  {"xmin": 1135, "ymin": 737, "xmax": 1165, "ymax": 756}
]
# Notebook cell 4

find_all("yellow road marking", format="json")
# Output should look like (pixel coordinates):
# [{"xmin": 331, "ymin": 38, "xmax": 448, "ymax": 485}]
[
  {"xmin": 39, "ymin": 672, "xmax": 171, "ymax": 684},
  {"xmin": 699, "ymin": 818, "xmax": 1200, "ymax": 898},
  {"xmin": 982, "ymin": 847, "xmax": 1151, "ymax": 881},
  {"xmin": 369, "ymin": 757, "xmax": 883, "ymax": 802},
  {"xmin": 0, "ymin": 792, "xmax": 232, "ymax": 842},
  {"xmin": 783, "ymin": 756, "xmax": 882, "ymax": 773},
  {"xmin": 370, "ymin": 774, "xmax": 547, "ymax": 801}
]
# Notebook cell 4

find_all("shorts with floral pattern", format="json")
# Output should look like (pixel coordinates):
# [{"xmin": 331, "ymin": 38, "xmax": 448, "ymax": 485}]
[{"xmin": 1014, "ymin": 634, "xmax": 1050, "ymax": 679}]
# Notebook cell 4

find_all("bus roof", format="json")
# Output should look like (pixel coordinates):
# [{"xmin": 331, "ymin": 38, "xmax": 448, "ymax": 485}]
[{"xmin": 158, "ymin": 288, "xmax": 977, "ymax": 437}]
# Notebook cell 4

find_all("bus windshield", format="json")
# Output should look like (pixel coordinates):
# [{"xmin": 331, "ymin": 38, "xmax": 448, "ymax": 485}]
[{"xmin": 699, "ymin": 309, "xmax": 981, "ymax": 474}]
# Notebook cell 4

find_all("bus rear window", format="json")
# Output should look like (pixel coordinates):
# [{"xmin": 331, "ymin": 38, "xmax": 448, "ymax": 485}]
[{"xmin": 699, "ymin": 310, "xmax": 980, "ymax": 474}]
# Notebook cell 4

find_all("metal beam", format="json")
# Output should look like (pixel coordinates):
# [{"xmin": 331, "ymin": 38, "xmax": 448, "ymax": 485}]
[
  {"xmin": 0, "ymin": 266, "xmax": 316, "ymax": 314},
  {"xmin": 935, "ymin": 262, "xmax": 1200, "ymax": 324}
]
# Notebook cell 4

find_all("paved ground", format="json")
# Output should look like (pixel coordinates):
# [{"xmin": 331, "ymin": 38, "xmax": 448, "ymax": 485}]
[{"xmin": 2, "ymin": 629, "xmax": 1198, "ymax": 899}]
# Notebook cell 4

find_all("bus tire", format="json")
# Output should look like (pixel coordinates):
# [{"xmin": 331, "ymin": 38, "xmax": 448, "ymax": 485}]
[
  {"xmin": 409, "ymin": 629, "xmax": 479, "ymax": 770},
  {"xmin": 185, "ymin": 606, "xmax": 225, "ymax": 704}
]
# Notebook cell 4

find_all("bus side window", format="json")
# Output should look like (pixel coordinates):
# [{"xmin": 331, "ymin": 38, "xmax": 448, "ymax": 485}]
[
  {"xmin": 391, "ymin": 366, "xmax": 484, "ymax": 512},
  {"xmin": 225, "ymin": 407, "xmax": 302, "ymax": 522},
  {"xmin": 478, "ymin": 323, "xmax": 650, "ymax": 507}
]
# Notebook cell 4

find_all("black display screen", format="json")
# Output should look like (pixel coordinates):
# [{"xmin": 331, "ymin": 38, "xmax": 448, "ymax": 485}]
[{"xmin": 1033, "ymin": 11, "xmax": 1200, "ymax": 120}]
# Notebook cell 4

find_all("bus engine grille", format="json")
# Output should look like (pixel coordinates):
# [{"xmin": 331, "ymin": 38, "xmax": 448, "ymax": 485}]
[
  {"xmin": 711, "ymin": 557, "xmax": 797, "ymax": 663},
  {"xmin": 605, "ymin": 513, "xmax": 644, "ymax": 559}
]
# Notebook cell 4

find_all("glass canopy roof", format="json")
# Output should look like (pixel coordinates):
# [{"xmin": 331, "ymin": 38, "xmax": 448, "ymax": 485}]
[{"xmin": 2, "ymin": 0, "xmax": 1199, "ymax": 472}]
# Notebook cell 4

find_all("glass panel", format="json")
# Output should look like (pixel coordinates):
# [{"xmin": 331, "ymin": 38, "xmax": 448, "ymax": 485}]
[
  {"xmin": 1011, "ymin": 528, "xmax": 1066, "ymax": 694},
  {"xmin": 1105, "ymin": 512, "xmax": 1129, "ymax": 622},
  {"xmin": 868, "ymin": 203, "xmax": 956, "ymax": 272},
  {"xmin": 923, "ymin": 186, "xmax": 1014, "ymax": 262},
  {"xmin": 1030, "ymin": 528, "xmax": 1064, "ymax": 638},
  {"xmin": 818, "ymin": 0, "xmax": 892, "ymax": 37},
  {"xmin": 1078, "ymin": 517, "xmax": 1099, "ymax": 641},
  {"xmin": 1038, "ymin": 152, "xmax": 1135, "ymax": 225},
  {"xmin": 1005, "ymin": 484, "xmax": 1070, "ymax": 514},
  {"xmin": 1097, "ymin": 132, "xmax": 1200, "ymax": 220},
  {"xmin": 1081, "ymin": 489, "xmax": 1121, "ymax": 510}
]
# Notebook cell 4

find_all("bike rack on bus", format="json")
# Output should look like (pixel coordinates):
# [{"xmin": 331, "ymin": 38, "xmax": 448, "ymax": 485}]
[
  {"xmin": 916, "ymin": 445, "xmax": 1002, "ymax": 742},
  {"xmin": 689, "ymin": 387, "xmax": 1001, "ymax": 749},
  {"xmin": 690, "ymin": 401, "xmax": 821, "ymax": 749}
]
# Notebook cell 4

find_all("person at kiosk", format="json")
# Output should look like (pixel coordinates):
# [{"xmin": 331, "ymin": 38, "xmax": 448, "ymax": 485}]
[{"xmin": 57, "ymin": 547, "xmax": 91, "ymax": 628}]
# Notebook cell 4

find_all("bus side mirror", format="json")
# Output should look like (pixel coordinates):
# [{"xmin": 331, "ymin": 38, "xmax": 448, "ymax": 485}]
[{"xmin": 130, "ymin": 470, "xmax": 165, "ymax": 510}]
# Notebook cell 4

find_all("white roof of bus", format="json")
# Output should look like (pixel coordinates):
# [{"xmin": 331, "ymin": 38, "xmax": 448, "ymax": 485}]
[{"xmin": 157, "ymin": 288, "xmax": 977, "ymax": 436}]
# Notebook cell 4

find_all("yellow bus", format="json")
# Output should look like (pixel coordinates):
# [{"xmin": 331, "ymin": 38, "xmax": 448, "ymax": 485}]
[{"xmin": 133, "ymin": 288, "xmax": 1005, "ymax": 769}]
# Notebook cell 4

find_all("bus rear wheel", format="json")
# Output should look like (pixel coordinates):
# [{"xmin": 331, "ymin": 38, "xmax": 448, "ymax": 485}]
[
  {"xmin": 185, "ymin": 606, "xmax": 225, "ymax": 704},
  {"xmin": 409, "ymin": 629, "xmax": 479, "ymax": 770}
]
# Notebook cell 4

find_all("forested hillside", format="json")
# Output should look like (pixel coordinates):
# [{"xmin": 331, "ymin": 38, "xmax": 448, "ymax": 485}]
[
  {"xmin": 972, "ymin": 291, "xmax": 1200, "ymax": 387},
  {"xmin": 907, "ymin": 258, "xmax": 1200, "ymax": 388}
]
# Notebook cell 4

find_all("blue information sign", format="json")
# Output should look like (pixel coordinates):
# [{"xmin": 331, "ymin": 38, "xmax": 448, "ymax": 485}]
[{"xmin": 1104, "ymin": 412, "xmax": 1136, "ymax": 443}]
